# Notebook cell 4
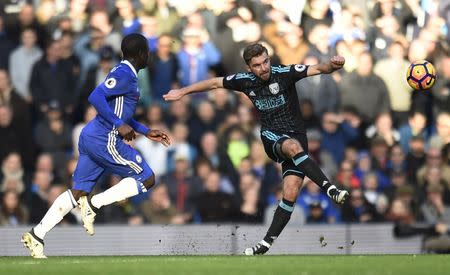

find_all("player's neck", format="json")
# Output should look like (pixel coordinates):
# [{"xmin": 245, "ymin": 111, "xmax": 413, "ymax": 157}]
[{"xmin": 122, "ymin": 59, "xmax": 140, "ymax": 75}]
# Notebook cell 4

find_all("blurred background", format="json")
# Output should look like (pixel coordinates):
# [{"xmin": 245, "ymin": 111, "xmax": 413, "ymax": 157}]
[{"xmin": 0, "ymin": 0, "xmax": 449, "ymax": 253}]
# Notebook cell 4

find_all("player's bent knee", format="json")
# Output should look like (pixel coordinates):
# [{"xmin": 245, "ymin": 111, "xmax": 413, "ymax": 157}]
[
  {"xmin": 142, "ymin": 173, "xmax": 156, "ymax": 190},
  {"xmin": 283, "ymin": 139, "xmax": 304, "ymax": 157}
]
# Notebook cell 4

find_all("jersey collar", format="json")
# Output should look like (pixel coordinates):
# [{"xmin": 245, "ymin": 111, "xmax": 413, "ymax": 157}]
[{"xmin": 121, "ymin": 60, "xmax": 138, "ymax": 77}]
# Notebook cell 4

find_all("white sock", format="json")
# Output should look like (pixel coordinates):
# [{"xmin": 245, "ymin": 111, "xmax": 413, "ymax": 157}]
[
  {"xmin": 33, "ymin": 190, "xmax": 77, "ymax": 240},
  {"xmin": 91, "ymin": 177, "xmax": 146, "ymax": 209}
]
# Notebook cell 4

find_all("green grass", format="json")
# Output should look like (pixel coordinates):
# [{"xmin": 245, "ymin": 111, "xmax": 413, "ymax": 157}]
[{"xmin": 1, "ymin": 255, "xmax": 449, "ymax": 275}]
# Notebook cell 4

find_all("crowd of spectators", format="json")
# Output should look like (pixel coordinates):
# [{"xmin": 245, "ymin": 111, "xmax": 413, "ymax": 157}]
[{"xmin": 0, "ymin": 0, "xmax": 449, "ymax": 229}]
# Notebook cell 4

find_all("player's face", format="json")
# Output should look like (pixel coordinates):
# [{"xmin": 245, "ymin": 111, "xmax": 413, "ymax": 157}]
[{"xmin": 248, "ymin": 52, "xmax": 271, "ymax": 81}]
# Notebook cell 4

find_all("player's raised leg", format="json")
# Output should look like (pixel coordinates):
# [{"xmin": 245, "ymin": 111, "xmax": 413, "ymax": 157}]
[
  {"xmin": 282, "ymin": 138, "xmax": 349, "ymax": 203},
  {"xmin": 21, "ymin": 189, "xmax": 78, "ymax": 258},
  {"xmin": 77, "ymin": 139, "xmax": 155, "ymax": 235},
  {"xmin": 245, "ymin": 175, "xmax": 302, "ymax": 255}
]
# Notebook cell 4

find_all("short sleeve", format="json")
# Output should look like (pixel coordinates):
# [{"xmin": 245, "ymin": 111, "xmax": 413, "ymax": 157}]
[
  {"xmin": 288, "ymin": 64, "xmax": 309, "ymax": 82},
  {"xmin": 222, "ymin": 73, "xmax": 253, "ymax": 92},
  {"xmin": 97, "ymin": 68, "xmax": 133, "ymax": 97}
]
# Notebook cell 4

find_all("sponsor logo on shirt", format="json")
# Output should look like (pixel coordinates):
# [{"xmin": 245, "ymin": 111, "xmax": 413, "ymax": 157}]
[{"xmin": 254, "ymin": 95, "xmax": 286, "ymax": 110}]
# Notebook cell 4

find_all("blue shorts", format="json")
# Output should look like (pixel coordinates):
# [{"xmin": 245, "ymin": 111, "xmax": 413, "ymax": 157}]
[{"xmin": 72, "ymin": 132, "xmax": 153, "ymax": 193}]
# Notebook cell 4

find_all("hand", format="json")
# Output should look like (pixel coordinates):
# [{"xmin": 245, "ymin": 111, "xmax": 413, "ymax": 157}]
[
  {"xmin": 330, "ymin": 56, "xmax": 345, "ymax": 70},
  {"xmin": 146, "ymin": 129, "xmax": 171, "ymax": 147},
  {"xmin": 163, "ymin": 89, "xmax": 185, "ymax": 101},
  {"xmin": 118, "ymin": 123, "xmax": 136, "ymax": 141}
]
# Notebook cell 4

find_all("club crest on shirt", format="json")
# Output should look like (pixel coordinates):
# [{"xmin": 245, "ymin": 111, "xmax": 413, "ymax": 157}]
[
  {"xmin": 105, "ymin": 78, "xmax": 117, "ymax": 89},
  {"xmin": 136, "ymin": 154, "xmax": 142, "ymax": 163},
  {"xmin": 294, "ymin": 64, "xmax": 306, "ymax": 72},
  {"xmin": 269, "ymin": 82, "xmax": 279, "ymax": 94},
  {"xmin": 226, "ymin": 74, "xmax": 235, "ymax": 81}
]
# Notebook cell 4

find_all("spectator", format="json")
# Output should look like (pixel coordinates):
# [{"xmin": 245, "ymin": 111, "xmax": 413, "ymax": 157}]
[
  {"xmin": 28, "ymin": 170, "xmax": 53, "ymax": 224},
  {"xmin": 416, "ymin": 148, "xmax": 450, "ymax": 189},
  {"xmin": 160, "ymin": 152, "xmax": 203, "ymax": 222},
  {"xmin": 306, "ymin": 129, "xmax": 337, "ymax": 180},
  {"xmin": 365, "ymin": 112, "xmax": 400, "ymax": 147},
  {"xmin": 300, "ymin": 0, "xmax": 333, "ymax": 40},
  {"xmin": 336, "ymin": 160, "xmax": 360, "ymax": 190},
  {"xmin": 421, "ymin": 184, "xmax": 450, "ymax": 224},
  {"xmin": 298, "ymin": 179, "xmax": 338, "ymax": 224},
  {"xmin": 140, "ymin": 183, "xmax": 183, "ymax": 224},
  {"xmin": 140, "ymin": 15, "xmax": 159, "ymax": 52},
  {"xmin": 249, "ymin": 140, "xmax": 281, "ymax": 205},
  {"xmin": 189, "ymin": 101, "xmax": 218, "ymax": 145},
  {"xmin": 34, "ymin": 102, "xmax": 73, "ymax": 178},
  {"xmin": 0, "ymin": 15, "xmax": 15, "ymax": 70},
  {"xmin": 177, "ymin": 27, "xmax": 221, "ymax": 91},
  {"xmin": 320, "ymin": 111, "xmax": 358, "ymax": 165},
  {"xmin": 263, "ymin": 21, "xmax": 309, "ymax": 65},
  {"xmin": 8, "ymin": 28, "xmax": 43, "ymax": 103},
  {"xmin": 299, "ymin": 99, "xmax": 320, "ymax": 130},
  {"xmin": 339, "ymin": 51, "xmax": 391, "ymax": 122},
  {"xmin": 30, "ymin": 39, "xmax": 77, "ymax": 117},
  {"xmin": 296, "ymin": 55, "xmax": 340, "ymax": 116},
  {"xmin": 148, "ymin": 33, "xmax": 179, "ymax": 106},
  {"xmin": 115, "ymin": 0, "xmax": 141, "ymax": 36},
  {"xmin": 341, "ymin": 188, "xmax": 382, "ymax": 223},
  {"xmin": 429, "ymin": 112, "xmax": 450, "ymax": 149},
  {"xmin": 151, "ymin": 0, "xmax": 180, "ymax": 35},
  {"xmin": 195, "ymin": 170, "xmax": 238, "ymax": 223},
  {"xmin": 238, "ymin": 172, "xmax": 263, "ymax": 223},
  {"xmin": 362, "ymin": 172, "xmax": 389, "ymax": 217},
  {"xmin": 0, "ymin": 105, "xmax": 31, "ymax": 168},
  {"xmin": 433, "ymin": 56, "xmax": 450, "ymax": 113},
  {"xmin": 373, "ymin": 41, "xmax": 411, "ymax": 125},
  {"xmin": 0, "ymin": 153, "xmax": 26, "ymax": 195},
  {"xmin": 6, "ymin": 4, "xmax": 48, "ymax": 49},
  {"xmin": 72, "ymin": 105, "xmax": 96, "ymax": 158},
  {"xmin": 0, "ymin": 191, "xmax": 28, "ymax": 225},
  {"xmin": 79, "ymin": 46, "xmax": 115, "ymax": 114},
  {"xmin": 387, "ymin": 144, "xmax": 407, "ymax": 174},
  {"xmin": 398, "ymin": 111, "xmax": 429, "ymax": 153}
]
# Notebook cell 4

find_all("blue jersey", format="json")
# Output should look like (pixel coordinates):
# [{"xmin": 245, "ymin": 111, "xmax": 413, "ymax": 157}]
[
  {"xmin": 83, "ymin": 60, "xmax": 148, "ymax": 138},
  {"xmin": 72, "ymin": 60, "xmax": 153, "ymax": 193}
]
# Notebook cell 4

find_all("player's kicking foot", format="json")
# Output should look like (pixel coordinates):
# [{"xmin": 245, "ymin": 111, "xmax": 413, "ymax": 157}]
[
  {"xmin": 244, "ymin": 240, "xmax": 271, "ymax": 256},
  {"xmin": 21, "ymin": 230, "xmax": 47, "ymax": 259},
  {"xmin": 78, "ymin": 196, "xmax": 97, "ymax": 235},
  {"xmin": 327, "ymin": 186, "xmax": 349, "ymax": 204}
]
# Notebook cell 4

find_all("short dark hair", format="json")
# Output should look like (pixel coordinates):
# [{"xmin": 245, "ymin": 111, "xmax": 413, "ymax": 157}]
[
  {"xmin": 243, "ymin": 43, "xmax": 268, "ymax": 65},
  {"xmin": 121, "ymin": 33, "xmax": 148, "ymax": 59}
]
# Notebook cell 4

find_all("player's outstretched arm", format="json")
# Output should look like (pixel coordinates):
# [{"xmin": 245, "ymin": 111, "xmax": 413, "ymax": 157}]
[
  {"xmin": 307, "ymin": 56, "xmax": 345, "ymax": 76},
  {"xmin": 163, "ymin": 77, "xmax": 224, "ymax": 101}
]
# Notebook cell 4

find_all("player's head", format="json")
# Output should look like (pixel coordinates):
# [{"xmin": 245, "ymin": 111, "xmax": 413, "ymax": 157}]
[
  {"xmin": 121, "ymin": 33, "xmax": 149, "ymax": 70},
  {"xmin": 243, "ymin": 43, "xmax": 271, "ymax": 81}
]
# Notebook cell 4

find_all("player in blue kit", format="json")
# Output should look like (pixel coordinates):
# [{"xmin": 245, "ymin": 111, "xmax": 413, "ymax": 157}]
[{"xmin": 22, "ymin": 33, "xmax": 171, "ymax": 258}]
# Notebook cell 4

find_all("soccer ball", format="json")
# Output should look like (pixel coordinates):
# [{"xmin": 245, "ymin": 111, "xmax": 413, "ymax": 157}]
[{"xmin": 406, "ymin": 60, "xmax": 436, "ymax": 90}]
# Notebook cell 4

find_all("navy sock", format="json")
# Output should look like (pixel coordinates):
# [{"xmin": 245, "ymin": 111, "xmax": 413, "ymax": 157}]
[
  {"xmin": 263, "ymin": 198, "xmax": 294, "ymax": 244},
  {"xmin": 292, "ymin": 152, "xmax": 333, "ymax": 192}
]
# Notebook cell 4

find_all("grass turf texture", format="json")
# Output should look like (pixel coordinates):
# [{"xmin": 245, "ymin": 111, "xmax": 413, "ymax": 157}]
[{"xmin": 1, "ymin": 255, "xmax": 448, "ymax": 275}]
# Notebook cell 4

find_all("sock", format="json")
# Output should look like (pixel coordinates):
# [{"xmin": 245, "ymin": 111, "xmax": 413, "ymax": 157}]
[
  {"xmin": 263, "ymin": 198, "xmax": 294, "ymax": 245},
  {"xmin": 292, "ymin": 152, "xmax": 333, "ymax": 192},
  {"xmin": 33, "ymin": 190, "xmax": 77, "ymax": 240},
  {"xmin": 91, "ymin": 177, "xmax": 147, "ymax": 209}
]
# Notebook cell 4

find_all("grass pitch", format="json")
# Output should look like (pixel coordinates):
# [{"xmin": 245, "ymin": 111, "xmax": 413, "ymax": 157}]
[{"xmin": 1, "ymin": 255, "xmax": 448, "ymax": 275}]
